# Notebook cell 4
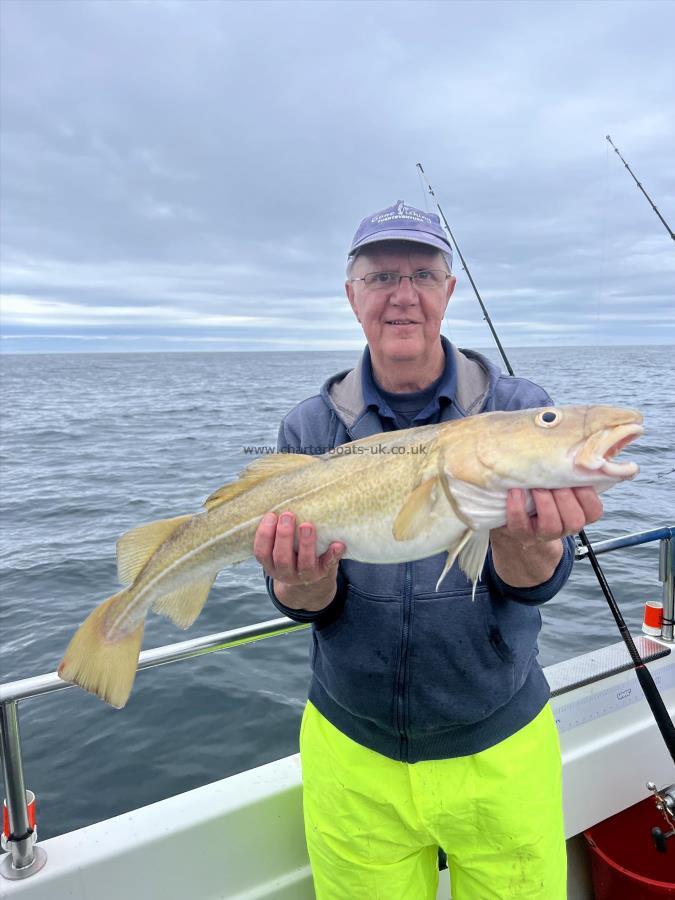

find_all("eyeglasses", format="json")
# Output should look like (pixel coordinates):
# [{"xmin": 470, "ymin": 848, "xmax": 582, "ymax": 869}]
[{"xmin": 350, "ymin": 269, "xmax": 451, "ymax": 291}]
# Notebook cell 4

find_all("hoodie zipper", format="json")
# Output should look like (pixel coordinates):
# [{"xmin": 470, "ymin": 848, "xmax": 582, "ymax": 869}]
[{"xmin": 396, "ymin": 562, "xmax": 413, "ymax": 762}]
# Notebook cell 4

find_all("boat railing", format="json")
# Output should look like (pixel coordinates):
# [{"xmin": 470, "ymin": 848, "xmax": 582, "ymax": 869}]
[
  {"xmin": 0, "ymin": 617, "xmax": 308, "ymax": 880},
  {"xmin": 1, "ymin": 526, "xmax": 673, "ymax": 879},
  {"xmin": 575, "ymin": 526, "xmax": 674, "ymax": 643}
]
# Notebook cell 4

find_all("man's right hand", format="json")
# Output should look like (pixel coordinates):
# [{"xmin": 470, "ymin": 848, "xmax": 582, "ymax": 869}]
[{"xmin": 253, "ymin": 511, "xmax": 346, "ymax": 612}]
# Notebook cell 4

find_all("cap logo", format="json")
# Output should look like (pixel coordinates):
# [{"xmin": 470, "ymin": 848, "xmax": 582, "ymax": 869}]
[{"xmin": 370, "ymin": 203, "xmax": 434, "ymax": 227}]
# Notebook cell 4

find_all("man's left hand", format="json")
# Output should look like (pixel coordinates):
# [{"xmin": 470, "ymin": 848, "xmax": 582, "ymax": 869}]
[
  {"xmin": 503, "ymin": 487, "xmax": 603, "ymax": 544},
  {"xmin": 489, "ymin": 487, "xmax": 603, "ymax": 588}
]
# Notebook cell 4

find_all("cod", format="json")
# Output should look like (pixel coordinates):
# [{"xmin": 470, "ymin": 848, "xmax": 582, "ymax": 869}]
[{"xmin": 59, "ymin": 405, "xmax": 643, "ymax": 708}]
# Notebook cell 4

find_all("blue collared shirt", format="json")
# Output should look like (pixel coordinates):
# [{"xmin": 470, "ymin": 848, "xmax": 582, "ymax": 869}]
[{"xmin": 361, "ymin": 335, "xmax": 458, "ymax": 428}]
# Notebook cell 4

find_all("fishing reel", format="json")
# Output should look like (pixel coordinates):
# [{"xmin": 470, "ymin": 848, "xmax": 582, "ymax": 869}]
[{"xmin": 647, "ymin": 781, "xmax": 675, "ymax": 853}]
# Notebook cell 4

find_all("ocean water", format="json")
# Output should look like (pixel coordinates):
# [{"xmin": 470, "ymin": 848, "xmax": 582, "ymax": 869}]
[{"xmin": 0, "ymin": 346, "xmax": 673, "ymax": 840}]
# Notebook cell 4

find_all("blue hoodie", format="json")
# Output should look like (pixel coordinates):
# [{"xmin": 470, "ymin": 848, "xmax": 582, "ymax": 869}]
[{"xmin": 267, "ymin": 338, "xmax": 574, "ymax": 762}]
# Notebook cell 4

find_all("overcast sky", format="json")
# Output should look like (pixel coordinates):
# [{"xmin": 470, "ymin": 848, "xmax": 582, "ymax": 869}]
[{"xmin": 1, "ymin": 0, "xmax": 673, "ymax": 353}]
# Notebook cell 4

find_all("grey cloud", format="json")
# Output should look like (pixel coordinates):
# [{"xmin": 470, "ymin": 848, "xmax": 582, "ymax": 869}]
[{"xmin": 1, "ymin": 0, "xmax": 674, "ymax": 352}]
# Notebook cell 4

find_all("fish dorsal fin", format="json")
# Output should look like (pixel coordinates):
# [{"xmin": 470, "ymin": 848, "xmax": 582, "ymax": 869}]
[
  {"xmin": 392, "ymin": 477, "xmax": 440, "ymax": 541},
  {"xmin": 117, "ymin": 514, "xmax": 192, "ymax": 586},
  {"xmin": 204, "ymin": 453, "xmax": 319, "ymax": 510}
]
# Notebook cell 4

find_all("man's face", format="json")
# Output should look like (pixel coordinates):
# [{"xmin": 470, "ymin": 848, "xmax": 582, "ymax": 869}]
[{"xmin": 345, "ymin": 244, "xmax": 456, "ymax": 367}]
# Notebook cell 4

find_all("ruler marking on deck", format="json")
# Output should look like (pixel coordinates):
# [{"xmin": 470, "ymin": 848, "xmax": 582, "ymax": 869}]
[{"xmin": 552, "ymin": 662, "xmax": 675, "ymax": 733}]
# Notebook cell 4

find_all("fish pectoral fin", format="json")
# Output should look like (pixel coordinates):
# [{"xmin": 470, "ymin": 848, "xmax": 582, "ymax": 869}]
[
  {"xmin": 151, "ymin": 574, "xmax": 217, "ymax": 629},
  {"xmin": 117, "ymin": 515, "xmax": 193, "ymax": 586},
  {"xmin": 459, "ymin": 529, "xmax": 491, "ymax": 600},
  {"xmin": 203, "ymin": 453, "xmax": 319, "ymax": 510},
  {"xmin": 392, "ymin": 477, "xmax": 440, "ymax": 541}
]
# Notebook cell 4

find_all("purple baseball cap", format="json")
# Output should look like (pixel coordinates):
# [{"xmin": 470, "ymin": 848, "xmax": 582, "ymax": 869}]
[{"xmin": 348, "ymin": 200, "xmax": 453, "ymax": 266}]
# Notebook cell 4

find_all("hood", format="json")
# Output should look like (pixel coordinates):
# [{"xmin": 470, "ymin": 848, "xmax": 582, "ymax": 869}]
[{"xmin": 321, "ymin": 338, "xmax": 500, "ymax": 433}]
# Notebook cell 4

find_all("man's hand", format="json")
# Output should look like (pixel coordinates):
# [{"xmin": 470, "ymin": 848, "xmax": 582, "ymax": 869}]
[
  {"xmin": 254, "ymin": 511, "xmax": 346, "ymax": 612},
  {"xmin": 490, "ymin": 487, "xmax": 603, "ymax": 588}
]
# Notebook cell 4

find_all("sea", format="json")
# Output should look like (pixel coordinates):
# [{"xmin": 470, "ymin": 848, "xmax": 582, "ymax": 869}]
[{"xmin": 1, "ymin": 345, "xmax": 673, "ymax": 841}]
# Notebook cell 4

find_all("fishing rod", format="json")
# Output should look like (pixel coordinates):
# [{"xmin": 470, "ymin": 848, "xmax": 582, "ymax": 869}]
[
  {"xmin": 417, "ymin": 166, "xmax": 514, "ymax": 377},
  {"xmin": 416, "ymin": 161, "xmax": 675, "ymax": 765},
  {"xmin": 606, "ymin": 135, "xmax": 675, "ymax": 241}
]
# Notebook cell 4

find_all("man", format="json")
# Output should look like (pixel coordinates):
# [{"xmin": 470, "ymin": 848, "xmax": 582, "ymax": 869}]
[{"xmin": 253, "ymin": 201, "xmax": 602, "ymax": 899}]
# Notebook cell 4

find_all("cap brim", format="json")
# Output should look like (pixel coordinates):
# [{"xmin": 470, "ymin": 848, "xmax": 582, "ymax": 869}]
[{"xmin": 349, "ymin": 229, "xmax": 451, "ymax": 257}]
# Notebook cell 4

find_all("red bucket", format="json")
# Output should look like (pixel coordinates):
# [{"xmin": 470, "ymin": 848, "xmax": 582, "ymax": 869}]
[{"xmin": 584, "ymin": 796, "xmax": 675, "ymax": 898}]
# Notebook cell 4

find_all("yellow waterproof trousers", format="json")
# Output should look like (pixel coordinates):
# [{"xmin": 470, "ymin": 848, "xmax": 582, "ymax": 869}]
[{"xmin": 300, "ymin": 701, "xmax": 566, "ymax": 900}]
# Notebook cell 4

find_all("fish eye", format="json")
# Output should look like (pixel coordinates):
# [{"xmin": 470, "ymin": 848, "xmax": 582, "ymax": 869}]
[{"xmin": 535, "ymin": 409, "xmax": 561, "ymax": 428}]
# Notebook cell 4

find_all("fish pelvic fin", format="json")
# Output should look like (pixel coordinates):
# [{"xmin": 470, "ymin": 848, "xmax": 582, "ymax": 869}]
[
  {"xmin": 58, "ymin": 590, "xmax": 144, "ymax": 709},
  {"xmin": 435, "ymin": 530, "xmax": 472, "ymax": 590},
  {"xmin": 203, "ymin": 453, "xmax": 319, "ymax": 511},
  {"xmin": 151, "ymin": 573, "xmax": 217, "ymax": 629},
  {"xmin": 435, "ymin": 528, "xmax": 491, "ymax": 599},
  {"xmin": 117, "ymin": 514, "xmax": 193, "ymax": 585},
  {"xmin": 459, "ymin": 529, "xmax": 491, "ymax": 600}
]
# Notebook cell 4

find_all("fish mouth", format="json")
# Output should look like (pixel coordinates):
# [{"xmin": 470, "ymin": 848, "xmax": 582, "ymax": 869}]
[{"xmin": 574, "ymin": 422, "xmax": 644, "ymax": 479}]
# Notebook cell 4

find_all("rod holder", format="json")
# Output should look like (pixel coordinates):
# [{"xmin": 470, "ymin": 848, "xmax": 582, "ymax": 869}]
[{"xmin": 0, "ymin": 701, "xmax": 47, "ymax": 879}]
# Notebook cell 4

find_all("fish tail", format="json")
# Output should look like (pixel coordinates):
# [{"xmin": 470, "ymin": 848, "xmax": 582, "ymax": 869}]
[{"xmin": 58, "ymin": 589, "xmax": 144, "ymax": 709}]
